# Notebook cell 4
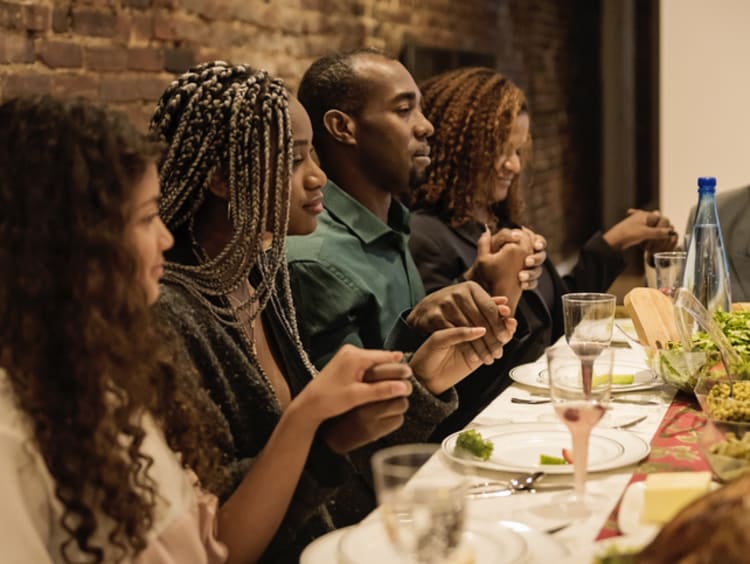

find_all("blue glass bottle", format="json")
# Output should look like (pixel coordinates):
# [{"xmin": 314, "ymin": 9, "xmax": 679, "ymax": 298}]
[{"xmin": 683, "ymin": 177, "xmax": 732, "ymax": 312}]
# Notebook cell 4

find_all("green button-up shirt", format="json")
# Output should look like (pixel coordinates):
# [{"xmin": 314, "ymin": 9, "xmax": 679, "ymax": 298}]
[{"xmin": 287, "ymin": 180, "xmax": 426, "ymax": 368}]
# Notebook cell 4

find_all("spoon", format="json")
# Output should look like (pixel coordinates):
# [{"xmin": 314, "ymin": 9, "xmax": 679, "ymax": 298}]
[{"xmin": 466, "ymin": 471, "xmax": 545, "ymax": 498}]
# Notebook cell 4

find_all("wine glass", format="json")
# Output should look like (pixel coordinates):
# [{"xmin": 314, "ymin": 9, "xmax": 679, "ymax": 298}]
[
  {"xmin": 561, "ymin": 292, "xmax": 616, "ymax": 396},
  {"xmin": 371, "ymin": 444, "xmax": 468, "ymax": 564},
  {"xmin": 546, "ymin": 345, "xmax": 614, "ymax": 517}
]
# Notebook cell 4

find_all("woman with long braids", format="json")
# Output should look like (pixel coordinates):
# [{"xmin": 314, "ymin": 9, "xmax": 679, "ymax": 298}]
[
  {"xmin": 0, "ymin": 95, "xmax": 424, "ymax": 563},
  {"xmin": 408, "ymin": 67, "xmax": 678, "ymax": 433},
  {"xmin": 150, "ymin": 61, "xmax": 489, "ymax": 562}
]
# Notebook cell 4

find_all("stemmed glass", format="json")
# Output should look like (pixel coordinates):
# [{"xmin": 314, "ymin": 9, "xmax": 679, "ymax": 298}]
[
  {"xmin": 561, "ymin": 292, "xmax": 616, "ymax": 396},
  {"xmin": 547, "ymin": 345, "xmax": 614, "ymax": 517},
  {"xmin": 370, "ymin": 444, "xmax": 468, "ymax": 564}
]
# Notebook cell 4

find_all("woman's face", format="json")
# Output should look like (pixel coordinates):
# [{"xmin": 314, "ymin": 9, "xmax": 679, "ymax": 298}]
[
  {"xmin": 286, "ymin": 96, "xmax": 327, "ymax": 236},
  {"xmin": 125, "ymin": 163, "xmax": 174, "ymax": 305},
  {"xmin": 487, "ymin": 111, "xmax": 530, "ymax": 205}
]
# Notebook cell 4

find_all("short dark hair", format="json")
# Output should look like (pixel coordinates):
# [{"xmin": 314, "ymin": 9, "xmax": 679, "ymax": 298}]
[{"xmin": 297, "ymin": 47, "xmax": 392, "ymax": 163}]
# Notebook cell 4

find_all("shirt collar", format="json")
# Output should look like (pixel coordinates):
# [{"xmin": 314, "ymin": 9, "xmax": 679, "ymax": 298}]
[{"xmin": 323, "ymin": 180, "xmax": 412, "ymax": 245}]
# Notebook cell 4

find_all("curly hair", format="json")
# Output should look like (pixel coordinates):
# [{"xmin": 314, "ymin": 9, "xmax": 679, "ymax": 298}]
[
  {"xmin": 297, "ymin": 47, "xmax": 392, "ymax": 167},
  {"xmin": 410, "ymin": 67, "xmax": 531, "ymax": 228},
  {"xmin": 0, "ymin": 96, "xmax": 227, "ymax": 563},
  {"xmin": 151, "ymin": 60, "xmax": 316, "ymax": 376}
]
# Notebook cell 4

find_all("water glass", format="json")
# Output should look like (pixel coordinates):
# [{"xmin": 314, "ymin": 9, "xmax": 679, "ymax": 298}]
[
  {"xmin": 371, "ymin": 444, "xmax": 467, "ymax": 564},
  {"xmin": 654, "ymin": 251, "xmax": 687, "ymax": 299}
]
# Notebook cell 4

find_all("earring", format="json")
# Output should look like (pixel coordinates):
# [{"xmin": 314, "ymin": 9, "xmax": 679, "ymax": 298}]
[{"xmin": 227, "ymin": 199, "xmax": 232, "ymax": 223}]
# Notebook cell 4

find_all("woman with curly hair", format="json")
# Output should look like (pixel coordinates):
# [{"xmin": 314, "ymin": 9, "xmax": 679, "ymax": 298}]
[
  {"xmin": 150, "ymin": 61, "xmax": 488, "ymax": 562},
  {"xmin": 409, "ymin": 67, "xmax": 678, "ymax": 434},
  {"xmin": 0, "ymin": 95, "xmax": 417, "ymax": 564}
]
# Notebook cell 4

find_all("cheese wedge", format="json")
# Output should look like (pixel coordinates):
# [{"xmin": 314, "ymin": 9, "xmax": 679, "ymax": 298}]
[{"xmin": 642, "ymin": 471, "xmax": 712, "ymax": 524}]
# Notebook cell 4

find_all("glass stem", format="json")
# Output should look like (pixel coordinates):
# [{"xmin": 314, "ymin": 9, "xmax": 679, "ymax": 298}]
[
  {"xmin": 572, "ymin": 425, "xmax": 591, "ymax": 498},
  {"xmin": 581, "ymin": 358, "xmax": 593, "ymax": 398}
]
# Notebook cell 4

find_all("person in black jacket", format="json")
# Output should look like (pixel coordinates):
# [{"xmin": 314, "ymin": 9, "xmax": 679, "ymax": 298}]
[{"xmin": 408, "ymin": 67, "xmax": 679, "ymax": 438}]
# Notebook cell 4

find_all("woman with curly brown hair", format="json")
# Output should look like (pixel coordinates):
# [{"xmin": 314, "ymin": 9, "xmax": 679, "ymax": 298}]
[
  {"xmin": 0, "ymin": 95, "xmax": 417, "ymax": 564},
  {"xmin": 0, "ymin": 95, "xmax": 229, "ymax": 563},
  {"xmin": 409, "ymin": 67, "xmax": 679, "ymax": 435}
]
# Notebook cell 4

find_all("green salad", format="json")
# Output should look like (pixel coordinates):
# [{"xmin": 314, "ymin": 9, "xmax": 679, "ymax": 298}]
[{"xmin": 657, "ymin": 310, "xmax": 750, "ymax": 391}]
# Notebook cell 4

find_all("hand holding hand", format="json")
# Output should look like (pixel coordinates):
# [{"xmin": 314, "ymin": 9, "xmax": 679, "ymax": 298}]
[
  {"xmin": 466, "ymin": 228, "xmax": 530, "ymax": 312},
  {"xmin": 517, "ymin": 228, "xmax": 546, "ymax": 290},
  {"xmin": 321, "ymin": 359, "xmax": 414, "ymax": 453},
  {"xmin": 301, "ymin": 345, "xmax": 411, "ymax": 431},
  {"xmin": 407, "ymin": 282, "xmax": 516, "ymax": 365},
  {"xmin": 603, "ymin": 208, "xmax": 678, "ymax": 252}
]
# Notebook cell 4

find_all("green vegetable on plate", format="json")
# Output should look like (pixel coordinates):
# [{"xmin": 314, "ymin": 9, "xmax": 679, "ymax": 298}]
[{"xmin": 454, "ymin": 429, "xmax": 494, "ymax": 461}]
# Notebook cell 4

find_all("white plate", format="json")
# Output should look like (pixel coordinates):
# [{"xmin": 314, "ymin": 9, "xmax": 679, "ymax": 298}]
[
  {"xmin": 443, "ymin": 422, "xmax": 650, "ymax": 474},
  {"xmin": 300, "ymin": 519, "xmax": 568, "ymax": 564},
  {"xmin": 618, "ymin": 479, "xmax": 721, "ymax": 539},
  {"xmin": 337, "ymin": 518, "xmax": 526, "ymax": 564},
  {"xmin": 509, "ymin": 359, "xmax": 661, "ymax": 393}
]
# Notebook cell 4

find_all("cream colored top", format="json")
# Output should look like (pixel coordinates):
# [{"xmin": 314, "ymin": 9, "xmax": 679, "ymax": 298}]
[{"xmin": 0, "ymin": 370, "xmax": 227, "ymax": 564}]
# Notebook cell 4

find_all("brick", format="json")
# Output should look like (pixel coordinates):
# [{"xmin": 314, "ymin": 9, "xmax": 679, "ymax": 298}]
[
  {"xmin": 37, "ymin": 40, "xmax": 83, "ymax": 68},
  {"xmin": 72, "ymin": 8, "xmax": 117, "ymax": 37},
  {"xmin": 52, "ymin": 7, "xmax": 70, "ymax": 33},
  {"xmin": 51, "ymin": 73, "xmax": 99, "ymax": 99},
  {"xmin": 0, "ymin": 32, "xmax": 34, "ymax": 64},
  {"xmin": 127, "ymin": 46, "xmax": 162, "ymax": 71},
  {"xmin": 164, "ymin": 47, "xmax": 196, "ymax": 73},
  {"xmin": 0, "ymin": 1, "xmax": 22, "ymax": 29},
  {"xmin": 130, "ymin": 12, "xmax": 153, "ymax": 41},
  {"xmin": 22, "ymin": 4, "xmax": 49, "ymax": 31},
  {"xmin": 112, "ymin": 13, "xmax": 131, "ymax": 42},
  {"xmin": 100, "ymin": 75, "xmax": 170, "ymax": 103},
  {"xmin": 2, "ymin": 72, "xmax": 52, "ymax": 99},
  {"xmin": 152, "ymin": 11, "xmax": 176, "ymax": 40},
  {"xmin": 85, "ymin": 46, "xmax": 127, "ymax": 71},
  {"xmin": 122, "ymin": 0, "xmax": 152, "ymax": 9}
]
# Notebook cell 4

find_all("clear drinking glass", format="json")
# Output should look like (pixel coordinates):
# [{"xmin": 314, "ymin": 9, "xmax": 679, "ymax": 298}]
[
  {"xmin": 371, "ymin": 444, "xmax": 468, "ymax": 564},
  {"xmin": 562, "ymin": 292, "xmax": 616, "ymax": 396},
  {"xmin": 654, "ymin": 251, "xmax": 687, "ymax": 299},
  {"xmin": 547, "ymin": 345, "xmax": 614, "ymax": 517}
]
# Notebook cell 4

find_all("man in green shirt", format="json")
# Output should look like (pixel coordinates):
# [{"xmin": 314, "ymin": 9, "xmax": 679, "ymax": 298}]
[{"xmin": 288, "ymin": 48, "xmax": 517, "ymax": 370}]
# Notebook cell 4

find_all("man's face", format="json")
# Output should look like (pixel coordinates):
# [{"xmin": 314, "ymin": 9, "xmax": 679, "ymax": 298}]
[{"xmin": 350, "ymin": 56, "xmax": 434, "ymax": 195}]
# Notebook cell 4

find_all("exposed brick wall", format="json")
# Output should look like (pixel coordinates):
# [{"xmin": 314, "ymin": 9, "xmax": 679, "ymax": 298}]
[{"xmin": 0, "ymin": 0, "xmax": 600, "ymax": 258}]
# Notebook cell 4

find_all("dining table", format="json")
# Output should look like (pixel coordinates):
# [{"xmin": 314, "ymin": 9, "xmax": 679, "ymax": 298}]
[{"xmin": 301, "ymin": 320, "xmax": 711, "ymax": 563}]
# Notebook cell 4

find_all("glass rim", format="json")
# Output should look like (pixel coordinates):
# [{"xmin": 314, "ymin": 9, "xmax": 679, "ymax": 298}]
[
  {"xmin": 653, "ymin": 251, "xmax": 687, "ymax": 259},
  {"xmin": 371, "ymin": 443, "xmax": 438, "ymax": 469},
  {"xmin": 561, "ymin": 292, "xmax": 616, "ymax": 303}
]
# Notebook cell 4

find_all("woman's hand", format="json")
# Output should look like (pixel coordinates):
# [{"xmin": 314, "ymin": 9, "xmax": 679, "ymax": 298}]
[
  {"xmin": 603, "ymin": 209, "xmax": 678, "ymax": 252},
  {"xmin": 409, "ymin": 322, "xmax": 517, "ymax": 395},
  {"xmin": 299, "ymin": 345, "xmax": 412, "ymax": 427},
  {"xmin": 321, "ymin": 361, "xmax": 414, "ymax": 453},
  {"xmin": 467, "ymin": 228, "xmax": 531, "ymax": 313}
]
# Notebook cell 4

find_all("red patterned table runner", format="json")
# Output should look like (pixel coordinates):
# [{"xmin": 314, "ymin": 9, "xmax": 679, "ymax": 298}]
[{"xmin": 596, "ymin": 395, "xmax": 709, "ymax": 539}]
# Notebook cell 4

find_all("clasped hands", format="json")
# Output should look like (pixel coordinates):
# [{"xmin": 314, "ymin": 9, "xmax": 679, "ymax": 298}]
[{"xmin": 322, "ymin": 280, "xmax": 520, "ymax": 453}]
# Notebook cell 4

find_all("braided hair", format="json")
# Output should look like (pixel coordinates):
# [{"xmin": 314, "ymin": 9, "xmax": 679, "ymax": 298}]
[
  {"xmin": 410, "ymin": 67, "xmax": 531, "ymax": 228},
  {"xmin": 150, "ymin": 61, "xmax": 315, "ymax": 374}
]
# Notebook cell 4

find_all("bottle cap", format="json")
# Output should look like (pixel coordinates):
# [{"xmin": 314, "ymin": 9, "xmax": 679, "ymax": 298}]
[{"xmin": 697, "ymin": 177, "xmax": 716, "ymax": 189}]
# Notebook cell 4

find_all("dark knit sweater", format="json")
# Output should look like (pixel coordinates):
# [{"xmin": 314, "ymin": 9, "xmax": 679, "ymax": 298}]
[{"xmin": 157, "ymin": 275, "xmax": 458, "ymax": 562}]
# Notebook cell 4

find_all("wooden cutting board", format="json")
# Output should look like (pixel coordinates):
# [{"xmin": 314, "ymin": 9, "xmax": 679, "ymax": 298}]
[{"xmin": 624, "ymin": 287, "xmax": 680, "ymax": 348}]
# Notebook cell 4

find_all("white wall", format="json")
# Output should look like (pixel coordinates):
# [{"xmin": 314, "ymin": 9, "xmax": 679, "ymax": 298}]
[{"xmin": 660, "ymin": 0, "xmax": 750, "ymax": 237}]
